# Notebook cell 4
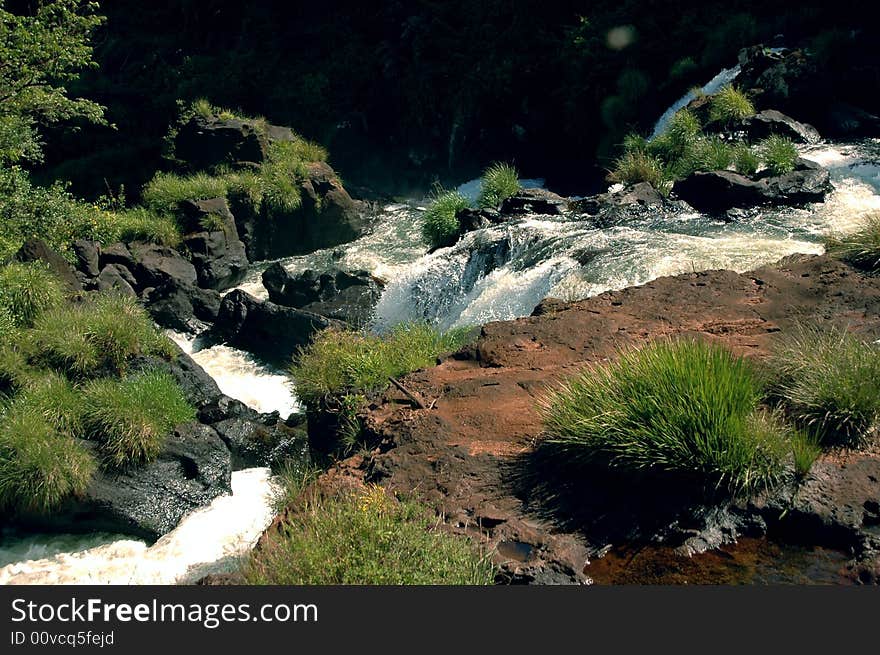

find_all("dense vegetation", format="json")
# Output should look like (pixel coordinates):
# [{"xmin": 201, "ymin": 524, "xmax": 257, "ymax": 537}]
[{"xmin": 825, "ymin": 212, "xmax": 880, "ymax": 271}]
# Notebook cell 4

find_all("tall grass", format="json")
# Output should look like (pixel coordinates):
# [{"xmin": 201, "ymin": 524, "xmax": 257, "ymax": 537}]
[
  {"xmin": 0, "ymin": 262, "xmax": 64, "ymax": 327},
  {"xmin": 709, "ymin": 85, "xmax": 755, "ymax": 124},
  {"xmin": 83, "ymin": 370, "xmax": 195, "ymax": 467},
  {"xmin": 477, "ymin": 163, "xmax": 520, "ymax": 209},
  {"xmin": 0, "ymin": 405, "xmax": 96, "ymax": 513},
  {"xmin": 607, "ymin": 150, "xmax": 666, "ymax": 187},
  {"xmin": 421, "ymin": 190, "xmax": 471, "ymax": 249},
  {"xmin": 539, "ymin": 339, "xmax": 789, "ymax": 493},
  {"xmin": 824, "ymin": 212, "xmax": 880, "ymax": 271},
  {"xmin": 242, "ymin": 484, "xmax": 495, "ymax": 585},
  {"xmin": 769, "ymin": 324, "xmax": 880, "ymax": 445},
  {"xmin": 142, "ymin": 172, "xmax": 229, "ymax": 216},
  {"xmin": 759, "ymin": 135, "xmax": 798, "ymax": 176}
]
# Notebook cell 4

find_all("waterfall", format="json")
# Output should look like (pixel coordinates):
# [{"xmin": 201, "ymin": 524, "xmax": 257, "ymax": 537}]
[{"xmin": 650, "ymin": 65, "xmax": 742, "ymax": 139}]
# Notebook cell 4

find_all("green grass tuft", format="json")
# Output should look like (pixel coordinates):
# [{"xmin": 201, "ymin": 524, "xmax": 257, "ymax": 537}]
[
  {"xmin": 0, "ymin": 261, "xmax": 64, "ymax": 327},
  {"xmin": 421, "ymin": 190, "xmax": 471, "ymax": 249},
  {"xmin": 477, "ymin": 162, "xmax": 520, "ymax": 209},
  {"xmin": 759, "ymin": 135, "xmax": 798, "ymax": 176},
  {"xmin": 0, "ymin": 405, "xmax": 96, "ymax": 513},
  {"xmin": 733, "ymin": 143, "xmax": 761, "ymax": 176},
  {"xmin": 142, "ymin": 172, "xmax": 229, "ymax": 216},
  {"xmin": 242, "ymin": 484, "xmax": 495, "ymax": 585},
  {"xmin": 709, "ymin": 85, "xmax": 755, "ymax": 125},
  {"xmin": 83, "ymin": 370, "xmax": 196, "ymax": 467},
  {"xmin": 14, "ymin": 372, "xmax": 86, "ymax": 438},
  {"xmin": 790, "ymin": 431, "xmax": 822, "ymax": 478},
  {"xmin": 769, "ymin": 324, "xmax": 880, "ymax": 445},
  {"xmin": 608, "ymin": 150, "xmax": 666, "ymax": 187},
  {"xmin": 824, "ymin": 212, "xmax": 880, "ymax": 271},
  {"xmin": 539, "ymin": 339, "xmax": 789, "ymax": 494}
]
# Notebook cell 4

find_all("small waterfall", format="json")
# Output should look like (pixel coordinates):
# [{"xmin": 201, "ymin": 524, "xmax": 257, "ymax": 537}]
[{"xmin": 650, "ymin": 65, "xmax": 742, "ymax": 139}]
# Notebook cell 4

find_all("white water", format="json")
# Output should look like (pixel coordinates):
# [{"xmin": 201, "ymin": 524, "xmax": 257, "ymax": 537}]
[{"xmin": 650, "ymin": 65, "xmax": 742, "ymax": 139}]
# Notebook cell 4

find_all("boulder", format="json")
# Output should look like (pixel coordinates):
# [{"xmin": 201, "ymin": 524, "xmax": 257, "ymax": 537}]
[
  {"xmin": 262, "ymin": 264, "xmax": 382, "ymax": 326},
  {"xmin": 571, "ymin": 182, "xmax": 666, "ymax": 216},
  {"xmin": 72, "ymin": 239, "xmax": 101, "ymax": 277},
  {"xmin": 173, "ymin": 114, "xmax": 268, "ymax": 170},
  {"xmin": 128, "ymin": 242, "xmax": 198, "ymax": 290},
  {"xmin": 500, "ymin": 188, "xmax": 567, "ymax": 216},
  {"xmin": 212, "ymin": 289, "xmax": 342, "ymax": 362},
  {"xmin": 179, "ymin": 198, "xmax": 249, "ymax": 290},
  {"xmin": 100, "ymin": 242, "xmax": 136, "ymax": 270},
  {"xmin": 758, "ymin": 158, "xmax": 834, "ymax": 205},
  {"xmin": 141, "ymin": 284, "xmax": 216, "ymax": 333},
  {"xmin": 213, "ymin": 413, "xmax": 310, "ymax": 470},
  {"xmin": 456, "ymin": 207, "xmax": 503, "ymax": 233},
  {"xmin": 737, "ymin": 109, "xmax": 821, "ymax": 144},
  {"xmin": 96, "ymin": 264, "xmax": 137, "ymax": 297},
  {"xmin": 13, "ymin": 239, "xmax": 82, "ymax": 292}
]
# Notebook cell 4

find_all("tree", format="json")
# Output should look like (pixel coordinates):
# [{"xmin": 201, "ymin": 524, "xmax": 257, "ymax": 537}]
[{"xmin": 0, "ymin": 0, "xmax": 106, "ymax": 164}]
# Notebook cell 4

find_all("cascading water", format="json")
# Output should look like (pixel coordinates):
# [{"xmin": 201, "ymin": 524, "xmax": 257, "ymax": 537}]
[{"xmin": 650, "ymin": 65, "xmax": 742, "ymax": 139}]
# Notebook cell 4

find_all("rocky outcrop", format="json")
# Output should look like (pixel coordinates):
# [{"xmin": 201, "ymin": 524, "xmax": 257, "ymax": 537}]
[
  {"xmin": 570, "ymin": 182, "xmax": 667, "ymax": 217},
  {"xmin": 499, "ymin": 188, "xmax": 567, "ymax": 216},
  {"xmin": 672, "ymin": 158, "xmax": 832, "ymax": 214},
  {"xmin": 262, "ymin": 263, "xmax": 382, "ymax": 327},
  {"xmin": 173, "ymin": 114, "xmax": 270, "ymax": 170},
  {"xmin": 179, "ymin": 198, "xmax": 249, "ymax": 290},
  {"xmin": 736, "ymin": 109, "xmax": 821, "ymax": 144},
  {"xmin": 212, "ymin": 289, "xmax": 342, "ymax": 362},
  {"xmin": 14, "ymin": 239, "xmax": 82, "ymax": 292},
  {"xmin": 213, "ymin": 413, "xmax": 310, "ymax": 471}
]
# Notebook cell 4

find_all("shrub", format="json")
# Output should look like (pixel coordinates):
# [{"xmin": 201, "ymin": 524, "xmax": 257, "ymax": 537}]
[
  {"xmin": 769, "ymin": 324, "xmax": 880, "ymax": 445},
  {"xmin": 421, "ymin": 190, "xmax": 471, "ymax": 249},
  {"xmin": 0, "ymin": 261, "xmax": 64, "ymax": 327},
  {"xmin": 759, "ymin": 135, "xmax": 798, "ymax": 176},
  {"xmin": 83, "ymin": 370, "xmax": 195, "ymax": 467},
  {"xmin": 824, "ymin": 212, "xmax": 880, "ymax": 271},
  {"xmin": 243, "ymin": 484, "xmax": 495, "ymax": 585},
  {"xmin": 142, "ymin": 172, "xmax": 229, "ymax": 216},
  {"xmin": 709, "ymin": 85, "xmax": 755, "ymax": 124},
  {"xmin": 608, "ymin": 150, "xmax": 666, "ymax": 187},
  {"xmin": 31, "ymin": 294, "xmax": 175, "ymax": 376},
  {"xmin": 0, "ymin": 406, "xmax": 96, "ymax": 513},
  {"xmin": 477, "ymin": 163, "xmax": 520, "ymax": 209},
  {"xmin": 291, "ymin": 323, "xmax": 471, "ymax": 406},
  {"xmin": 733, "ymin": 143, "xmax": 761, "ymax": 176},
  {"xmin": 538, "ymin": 339, "xmax": 789, "ymax": 493}
]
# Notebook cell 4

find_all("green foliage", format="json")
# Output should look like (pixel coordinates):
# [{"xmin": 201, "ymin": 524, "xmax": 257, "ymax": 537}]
[
  {"xmin": 790, "ymin": 431, "xmax": 822, "ymax": 478},
  {"xmin": 142, "ymin": 171, "xmax": 229, "ymax": 215},
  {"xmin": 243, "ymin": 484, "xmax": 495, "ymax": 585},
  {"xmin": 539, "ymin": 339, "xmax": 789, "ymax": 494},
  {"xmin": 291, "ymin": 323, "xmax": 471, "ymax": 406},
  {"xmin": 0, "ymin": 114, "xmax": 42, "ymax": 166},
  {"xmin": 13, "ymin": 371, "xmax": 85, "ymax": 438},
  {"xmin": 0, "ymin": 404, "xmax": 96, "ymax": 513},
  {"xmin": 260, "ymin": 141, "xmax": 305, "ymax": 212},
  {"xmin": 824, "ymin": 213, "xmax": 880, "ymax": 271},
  {"xmin": 421, "ymin": 190, "xmax": 470, "ymax": 249},
  {"xmin": 692, "ymin": 136, "xmax": 734, "ymax": 172},
  {"xmin": 608, "ymin": 150, "xmax": 666, "ymax": 187},
  {"xmin": 31, "ymin": 293, "xmax": 175, "ymax": 376},
  {"xmin": 769, "ymin": 324, "xmax": 880, "ymax": 446},
  {"xmin": 82, "ymin": 370, "xmax": 195, "ymax": 467},
  {"xmin": 733, "ymin": 143, "xmax": 761, "ymax": 176},
  {"xmin": 0, "ymin": 261, "xmax": 64, "ymax": 327},
  {"xmin": 758, "ymin": 135, "xmax": 798, "ymax": 176},
  {"xmin": 476, "ymin": 162, "xmax": 520, "ymax": 209},
  {"xmin": 708, "ymin": 85, "xmax": 755, "ymax": 125}
]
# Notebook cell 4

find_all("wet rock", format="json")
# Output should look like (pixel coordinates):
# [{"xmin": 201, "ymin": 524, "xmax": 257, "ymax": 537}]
[
  {"xmin": 737, "ymin": 109, "xmax": 821, "ymax": 144},
  {"xmin": 500, "ymin": 188, "xmax": 567, "ymax": 216},
  {"xmin": 213, "ymin": 414, "xmax": 310, "ymax": 470},
  {"xmin": 72, "ymin": 239, "xmax": 101, "ymax": 277},
  {"xmin": 96, "ymin": 264, "xmax": 137, "ymax": 297},
  {"xmin": 173, "ymin": 114, "xmax": 268, "ymax": 170},
  {"xmin": 456, "ymin": 207, "xmax": 503, "ymax": 233},
  {"xmin": 14, "ymin": 239, "xmax": 82, "ymax": 292},
  {"xmin": 180, "ymin": 198, "xmax": 249, "ymax": 290},
  {"xmin": 571, "ymin": 182, "xmax": 666, "ymax": 216},
  {"xmin": 212, "ymin": 289, "xmax": 342, "ymax": 363}
]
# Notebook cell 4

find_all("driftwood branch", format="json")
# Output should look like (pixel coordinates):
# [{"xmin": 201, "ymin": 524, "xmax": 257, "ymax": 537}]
[{"xmin": 388, "ymin": 377, "xmax": 427, "ymax": 409}]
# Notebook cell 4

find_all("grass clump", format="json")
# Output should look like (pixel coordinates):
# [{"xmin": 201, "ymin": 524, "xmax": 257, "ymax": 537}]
[
  {"xmin": 421, "ymin": 190, "xmax": 471, "ymax": 249},
  {"xmin": 608, "ymin": 150, "xmax": 666, "ymax": 187},
  {"xmin": 0, "ymin": 405, "xmax": 96, "ymax": 513},
  {"xmin": 539, "ymin": 339, "xmax": 789, "ymax": 494},
  {"xmin": 769, "ymin": 324, "xmax": 880, "ymax": 445},
  {"xmin": 824, "ymin": 212, "xmax": 880, "ymax": 271},
  {"xmin": 100, "ymin": 207, "xmax": 182, "ymax": 247},
  {"xmin": 142, "ymin": 172, "xmax": 229, "ymax": 216},
  {"xmin": 0, "ymin": 262, "xmax": 64, "ymax": 327},
  {"xmin": 243, "ymin": 483, "xmax": 495, "ymax": 585},
  {"xmin": 83, "ymin": 370, "xmax": 195, "ymax": 467},
  {"xmin": 709, "ymin": 85, "xmax": 755, "ymax": 125},
  {"xmin": 292, "ymin": 323, "xmax": 471, "ymax": 405},
  {"xmin": 733, "ymin": 143, "xmax": 761, "ymax": 176},
  {"xmin": 476, "ymin": 162, "xmax": 520, "ymax": 209},
  {"xmin": 13, "ymin": 372, "xmax": 86, "ymax": 438},
  {"xmin": 759, "ymin": 135, "xmax": 798, "ymax": 176}
]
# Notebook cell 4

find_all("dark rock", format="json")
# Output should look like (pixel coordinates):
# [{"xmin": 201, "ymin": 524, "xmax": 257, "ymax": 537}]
[
  {"xmin": 39, "ymin": 423, "xmax": 231, "ymax": 541},
  {"xmin": 96, "ymin": 264, "xmax": 137, "ymax": 297},
  {"xmin": 262, "ymin": 264, "xmax": 382, "ymax": 326},
  {"xmin": 456, "ymin": 207, "xmax": 504, "ymax": 233},
  {"xmin": 100, "ymin": 242, "xmax": 136, "ymax": 270},
  {"xmin": 130, "ymin": 346, "xmax": 223, "ymax": 416},
  {"xmin": 213, "ymin": 289, "xmax": 342, "ymax": 363},
  {"xmin": 141, "ymin": 285, "xmax": 200, "ymax": 333},
  {"xmin": 13, "ymin": 239, "xmax": 82, "ymax": 292},
  {"xmin": 190, "ymin": 286, "xmax": 221, "ymax": 323},
  {"xmin": 571, "ymin": 182, "xmax": 666, "ymax": 216},
  {"xmin": 826, "ymin": 103, "xmax": 880, "ymax": 138},
  {"xmin": 180, "ymin": 198, "xmax": 249, "ymax": 290},
  {"xmin": 738, "ymin": 109, "xmax": 821, "ymax": 144},
  {"xmin": 129, "ymin": 242, "xmax": 198, "ymax": 290},
  {"xmin": 72, "ymin": 239, "xmax": 101, "ymax": 277},
  {"xmin": 213, "ymin": 414, "xmax": 310, "ymax": 470},
  {"xmin": 173, "ymin": 114, "xmax": 268, "ymax": 170},
  {"xmin": 760, "ymin": 163, "xmax": 833, "ymax": 205},
  {"xmin": 500, "ymin": 188, "xmax": 567, "ymax": 216}
]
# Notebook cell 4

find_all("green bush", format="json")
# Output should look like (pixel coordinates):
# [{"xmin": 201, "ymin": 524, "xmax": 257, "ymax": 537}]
[
  {"xmin": 608, "ymin": 150, "xmax": 666, "ymax": 187},
  {"xmin": 709, "ymin": 85, "xmax": 755, "ymax": 124},
  {"xmin": 421, "ymin": 190, "xmax": 471, "ymax": 249},
  {"xmin": 83, "ymin": 370, "xmax": 195, "ymax": 467},
  {"xmin": 477, "ymin": 162, "xmax": 520, "ymax": 209},
  {"xmin": 769, "ymin": 325, "xmax": 880, "ymax": 445},
  {"xmin": 539, "ymin": 339, "xmax": 789, "ymax": 493},
  {"xmin": 824, "ymin": 213, "xmax": 880, "ymax": 271},
  {"xmin": 791, "ymin": 431, "xmax": 822, "ymax": 478},
  {"xmin": 291, "ymin": 322, "xmax": 471, "ymax": 405},
  {"xmin": 243, "ymin": 484, "xmax": 495, "ymax": 585},
  {"xmin": 759, "ymin": 135, "xmax": 798, "ymax": 176},
  {"xmin": 31, "ymin": 294, "xmax": 175, "ymax": 376},
  {"xmin": 0, "ymin": 261, "xmax": 64, "ymax": 327},
  {"xmin": 0, "ymin": 405, "xmax": 96, "ymax": 513}
]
